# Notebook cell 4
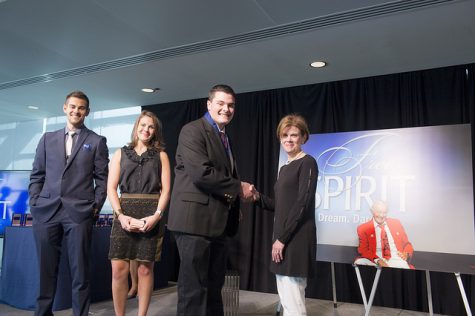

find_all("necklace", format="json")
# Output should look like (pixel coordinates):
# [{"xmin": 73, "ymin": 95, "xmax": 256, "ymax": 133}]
[{"xmin": 285, "ymin": 151, "xmax": 305, "ymax": 165}]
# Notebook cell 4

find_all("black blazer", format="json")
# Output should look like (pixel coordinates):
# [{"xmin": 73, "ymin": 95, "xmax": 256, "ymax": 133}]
[
  {"xmin": 168, "ymin": 117, "xmax": 241, "ymax": 237},
  {"xmin": 29, "ymin": 127, "xmax": 109, "ymax": 223}
]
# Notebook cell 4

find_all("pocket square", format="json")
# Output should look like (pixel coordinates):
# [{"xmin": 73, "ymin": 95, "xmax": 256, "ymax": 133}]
[{"xmin": 83, "ymin": 144, "xmax": 92, "ymax": 151}]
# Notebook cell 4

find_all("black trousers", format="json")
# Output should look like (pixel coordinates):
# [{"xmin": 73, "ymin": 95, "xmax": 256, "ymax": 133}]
[
  {"xmin": 32, "ymin": 207, "xmax": 93, "ymax": 316},
  {"xmin": 174, "ymin": 232, "xmax": 228, "ymax": 316}
]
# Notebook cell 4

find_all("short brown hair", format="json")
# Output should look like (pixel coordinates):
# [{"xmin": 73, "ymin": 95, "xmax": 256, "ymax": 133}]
[
  {"xmin": 129, "ymin": 111, "xmax": 165, "ymax": 151},
  {"xmin": 65, "ymin": 91, "xmax": 89, "ymax": 108},
  {"xmin": 208, "ymin": 84, "xmax": 236, "ymax": 101},
  {"xmin": 276, "ymin": 114, "xmax": 310, "ymax": 143}
]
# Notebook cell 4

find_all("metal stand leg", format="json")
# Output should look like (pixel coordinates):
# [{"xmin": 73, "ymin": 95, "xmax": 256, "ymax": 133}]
[
  {"xmin": 354, "ymin": 264, "xmax": 382, "ymax": 316},
  {"xmin": 275, "ymin": 301, "xmax": 282, "ymax": 316},
  {"xmin": 425, "ymin": 270, "xmax": 433, "ymax": 316},
  {"xmin": 365, "ymin": 267, "xmax": 382, "ymax": 316},
  {"xmin": 455, "ymin": 272, "xmax": 473, "ymax": 316},
  {"xmin": 331, "ymin": 262, "xmax": 338, "ymax": 308},
  {"xmin": 354, "ymin": 265, "xmax": 368, "ymax": 309}
]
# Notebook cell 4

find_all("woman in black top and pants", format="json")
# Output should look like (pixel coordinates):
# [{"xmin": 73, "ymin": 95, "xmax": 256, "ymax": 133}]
[{"xmin": 252, "ymin": 114, "xmax": 318, "ymax": 316}]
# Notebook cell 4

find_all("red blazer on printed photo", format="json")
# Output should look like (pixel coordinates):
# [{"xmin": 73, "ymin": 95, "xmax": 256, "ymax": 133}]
[{"xmin": 357, "ymin": 217, "xmax": 414, "ymax": 263}]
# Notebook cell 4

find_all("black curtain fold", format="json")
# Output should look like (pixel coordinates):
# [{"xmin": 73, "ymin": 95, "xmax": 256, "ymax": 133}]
[{"xmin": 145, "ymin": 62, "xmax": 475, "ymax": 315}]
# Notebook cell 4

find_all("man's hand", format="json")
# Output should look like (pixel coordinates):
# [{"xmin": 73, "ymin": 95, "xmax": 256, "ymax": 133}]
[
  {"xmin": 240, "ymin": 181, "xmax": 254, "ymax": 202},
  {"xmin": 376, "ymin": 258, "xmax": 389, "ymax": 267},
  {"xmin": 398, "ymin": 251, "xmax": 409, "ymax": 261},
  {"xmin": 249, "ymin": 184, "xmax": 260, "ymax": 201}
]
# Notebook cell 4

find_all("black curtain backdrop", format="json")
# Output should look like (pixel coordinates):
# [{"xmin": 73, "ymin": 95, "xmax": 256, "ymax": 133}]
[{"xmin": 144, "ymin": 63, "xmax": 475, "ymax": 315}]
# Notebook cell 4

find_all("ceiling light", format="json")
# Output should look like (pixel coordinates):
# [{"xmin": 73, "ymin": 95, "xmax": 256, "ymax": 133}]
[
  {"xmin": 310, "ymin": 61, "xmax": 327, "ymax": 68},
  {"xmin": 28, "ymin": 105, "xmax": 39, "ymax": 110},
  {"xmin": 141, "ymin": 88, "xmax": 160, "ymax": 93}
]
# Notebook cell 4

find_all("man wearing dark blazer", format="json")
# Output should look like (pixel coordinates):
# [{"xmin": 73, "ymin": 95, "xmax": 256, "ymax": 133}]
[
  {"xmin": 168, "ymin": 84, "xmax": 252, "ymax": 316},
  {"xmin": 29, "ymin": 91, "xmax": 109, "ymax": 316}
]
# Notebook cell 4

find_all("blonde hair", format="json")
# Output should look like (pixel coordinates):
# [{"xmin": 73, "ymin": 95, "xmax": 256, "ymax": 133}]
[{"xmin": 276, "ymin": 114, "xmax": 310, "ymax": 143}]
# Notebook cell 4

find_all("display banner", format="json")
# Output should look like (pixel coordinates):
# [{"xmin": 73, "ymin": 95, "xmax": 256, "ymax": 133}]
[
  {"xmin": 0, "ymin": 170, "xmax": 30, "ymax": 235},
  {"xmin": 279, "ymin": 124, "xmax": 475, "ymax": 273}
]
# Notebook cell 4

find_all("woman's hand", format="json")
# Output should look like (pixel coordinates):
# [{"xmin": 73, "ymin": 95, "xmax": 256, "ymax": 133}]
[
  {"xmin": 118, "ymin": 214, "xmax": 133, "ymax": 231},
  {"xmin": 271, "ymin": 239, "xmax": 285, "ymax": 263},
  {"xmin": 129, "ymin": 218, "xmax": 146, "ymax": 232},
  {"xmin": 139, "ymin": 213, "xmax": 161, "ymax": 233}
]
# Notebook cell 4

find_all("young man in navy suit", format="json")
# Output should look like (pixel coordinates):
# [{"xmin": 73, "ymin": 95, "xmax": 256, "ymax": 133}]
[
  {"xmin": 168, "ymin": 84, "xmax": 253, "ymax": 316},
  {"xmin": 29, "ymin": 91, "xmax": 109, "ymax": 316}
]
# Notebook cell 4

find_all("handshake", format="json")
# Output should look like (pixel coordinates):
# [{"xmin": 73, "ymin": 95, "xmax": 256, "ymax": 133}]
[{"xmin": 240, "ymin": 182, "xmax": 259, "ymax": 202}]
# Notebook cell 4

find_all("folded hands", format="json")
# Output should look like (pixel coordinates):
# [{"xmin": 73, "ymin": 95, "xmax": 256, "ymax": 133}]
[{"xmin": 117, "ymin": 213, "xmax": 160, "ymax": 233}]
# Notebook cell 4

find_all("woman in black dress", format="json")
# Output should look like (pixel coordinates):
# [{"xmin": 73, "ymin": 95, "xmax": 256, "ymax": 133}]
[
  {"xmin": 252, "ymin": 114, "xmax": 318, "ymax": 316},
  {"xmin": 108, "ymin": 111, "xmax": 171, "ymax": 316}
]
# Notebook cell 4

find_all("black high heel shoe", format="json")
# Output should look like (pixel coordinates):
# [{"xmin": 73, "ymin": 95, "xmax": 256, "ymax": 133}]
[{"xmin": 127, "ymin": 291, "xmax": 137, "ymax": 299}]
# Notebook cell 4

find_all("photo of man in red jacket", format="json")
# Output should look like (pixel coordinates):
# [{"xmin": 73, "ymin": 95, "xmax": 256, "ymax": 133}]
[{"xmin": 354, "ymin": 200, "xmax": 414, "ymax": 269}]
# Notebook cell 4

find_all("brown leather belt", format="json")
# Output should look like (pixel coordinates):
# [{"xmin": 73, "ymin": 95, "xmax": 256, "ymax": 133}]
[{"xmin": 120, "ymin": 193, "xmax": 160, "ymax": 199}]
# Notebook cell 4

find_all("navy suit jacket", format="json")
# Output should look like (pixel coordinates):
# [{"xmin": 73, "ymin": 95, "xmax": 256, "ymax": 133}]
[
  {"xmin": 168, "ymin": 117, "xmax": 241, "ymax": 237},
  {"xmin": 29, "ymin": 127, "xmax": 109, "ymax": 223}
]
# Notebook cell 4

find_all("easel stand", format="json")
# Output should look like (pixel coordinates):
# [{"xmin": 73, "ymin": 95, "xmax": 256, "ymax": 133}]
[
  {"xmin": 353, "ymin": 266, "xmax": 475, "ymax": 316},
  {"xmin": 455, "ymin": 272, "xmax": 473, "ymax": 316},
  {"xmin": 353, "ymin": 266, "xmax": 436, "ymax": 316},
  {"xmin": 331, "ymin": 262, "xmax": 338, "ymax": 308},
  {"xmin": 425, "ymin": 270, "xmax": 434, "ymax": 316},
  {"xmin": 354, "ymin": 264, "xmax": 382, "ymax": 316}
]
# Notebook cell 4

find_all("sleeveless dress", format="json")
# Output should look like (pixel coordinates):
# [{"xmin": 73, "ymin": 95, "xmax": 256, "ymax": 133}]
[{"xmin": 108, "ymin": 146, "xmax": 165, "ymax": 262}]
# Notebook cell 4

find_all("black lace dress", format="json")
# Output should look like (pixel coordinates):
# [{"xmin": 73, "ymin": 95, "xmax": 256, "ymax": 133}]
[{"xmin": 108, "ymin": 146, "xmax": 165, "ymax": 262}]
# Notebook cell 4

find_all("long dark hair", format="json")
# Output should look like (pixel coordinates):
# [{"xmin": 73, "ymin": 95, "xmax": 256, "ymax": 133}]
[{"xmin": 128, "ymin": 111, "xmax": 165, "ymax": 151}]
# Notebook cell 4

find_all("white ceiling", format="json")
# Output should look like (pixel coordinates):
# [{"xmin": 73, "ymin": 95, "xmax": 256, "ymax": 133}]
[{"xmin": 0, "ymin": 0, "xmax": 474, "ymax": 123}]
